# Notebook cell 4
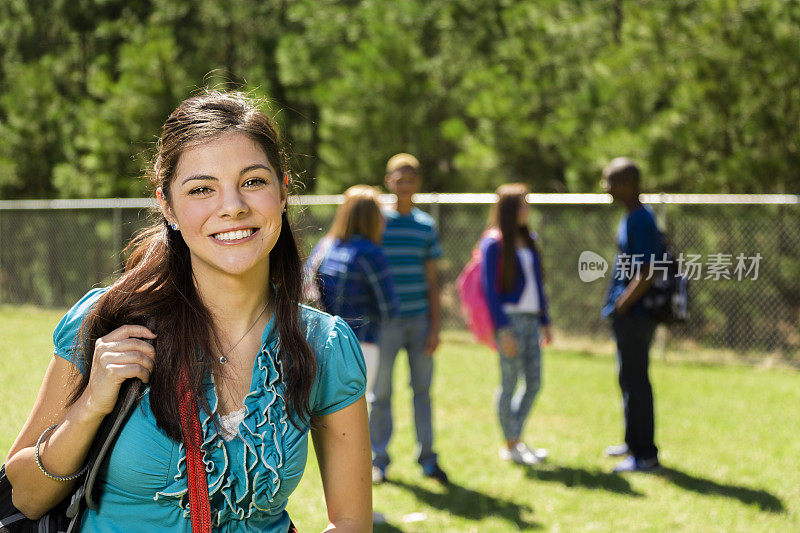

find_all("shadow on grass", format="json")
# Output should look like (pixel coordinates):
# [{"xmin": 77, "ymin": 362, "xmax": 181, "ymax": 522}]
[
  {"xmin": 657, "ymin": 466, "xmax": 785, "ymax": 513},
  {"xmin": 387, "ymin": 478, "xmax": 541, "ymax": 530},
  {"xmin": 524, "ymin": 464, "xmax": 643, "ymax": 496}
]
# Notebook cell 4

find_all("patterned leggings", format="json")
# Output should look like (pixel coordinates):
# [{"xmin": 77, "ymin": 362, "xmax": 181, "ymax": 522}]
[{"xmin": 496, "ymin": 313, "xmax": 542, "ymax": 441}]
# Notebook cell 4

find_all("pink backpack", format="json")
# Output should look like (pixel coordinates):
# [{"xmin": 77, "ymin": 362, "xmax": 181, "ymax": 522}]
[{"xmin": 456, "ymin": 230, "xmax": 500, "ymax": 350}]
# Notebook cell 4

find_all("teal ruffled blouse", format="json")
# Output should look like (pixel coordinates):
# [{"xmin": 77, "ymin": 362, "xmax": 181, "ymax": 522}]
[{"xmin": 53, "ymin": 288, "xmax": 366, "ymax": 532}]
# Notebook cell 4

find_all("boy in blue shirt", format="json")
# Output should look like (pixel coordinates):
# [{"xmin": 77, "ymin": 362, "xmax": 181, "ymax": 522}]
[
  {"xmin": 602, "ymin": 157, "xmax": 662, "ymax": 473},
  {"xmin": 370, "ymin": 153, "xmax": 448, "ymax": 485}
]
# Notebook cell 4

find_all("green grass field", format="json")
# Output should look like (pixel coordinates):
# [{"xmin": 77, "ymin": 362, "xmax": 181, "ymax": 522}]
[{"xmin": 2, "ymin": 304, "xmax": 798, "ymax": 532}]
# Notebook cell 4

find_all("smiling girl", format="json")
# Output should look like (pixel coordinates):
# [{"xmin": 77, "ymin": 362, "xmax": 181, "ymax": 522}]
[{"xmin": 4, "ymin": 92, "xmax": 372, "ymax": 532}]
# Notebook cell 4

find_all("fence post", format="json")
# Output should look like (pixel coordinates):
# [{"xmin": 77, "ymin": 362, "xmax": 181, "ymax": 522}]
[
  {"xmin": 113, "ymin": 204, "xmax": 122, "ymax": 269},
  {"xmin": 0, "ymin": 210, "xmax": 3, "ymax": 303},
  {"xmin": 654, "ymin": 192, "xmax": 667, "ymax": 230},
  {"xmin": 430, "ymin": 192, "xmax": 440, "ymax": 228},
  {"xmin": 658, "ymin": 196, "xmax": 669, "ymax": 361}
]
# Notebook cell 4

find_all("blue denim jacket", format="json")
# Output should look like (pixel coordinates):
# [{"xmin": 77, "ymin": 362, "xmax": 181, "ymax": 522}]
[{"xmin": 316, "ymin": 235, "xmax": 400, "ymax": 343}]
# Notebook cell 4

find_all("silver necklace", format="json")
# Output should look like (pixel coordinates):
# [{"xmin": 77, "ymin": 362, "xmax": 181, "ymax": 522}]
[{"xmin": 219, "ymin": 300, "xmax": 270, "ymax": 364}]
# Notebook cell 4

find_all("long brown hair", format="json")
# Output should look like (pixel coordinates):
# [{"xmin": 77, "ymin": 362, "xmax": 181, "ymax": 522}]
[
  {"xmin": 328, "ymin": 185, "xmax": 384, "ymax": 244},
  {"xmin": 69, "ymin": 91, "xmax": 317, "ymax": 440},
  {"xmin": 489, "ymin": 183, "xmax": 540, "ymax": 292}
]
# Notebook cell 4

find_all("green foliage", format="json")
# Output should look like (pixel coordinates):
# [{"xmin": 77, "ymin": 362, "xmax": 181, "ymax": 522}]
[{"xmin": 1, "ymin": 1, "xmax": 798, "ymax": 198}]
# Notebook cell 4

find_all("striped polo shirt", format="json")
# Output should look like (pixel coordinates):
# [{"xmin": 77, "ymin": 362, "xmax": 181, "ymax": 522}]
[{"xmin": 382, "ymin": 207, "xmax": 442, "ymax": 317}]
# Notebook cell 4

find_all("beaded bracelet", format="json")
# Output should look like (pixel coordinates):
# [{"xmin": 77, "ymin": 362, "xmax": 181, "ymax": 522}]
[{"xmin": 34, "ymin": 424, "xmax": 89, "ymax": 482}]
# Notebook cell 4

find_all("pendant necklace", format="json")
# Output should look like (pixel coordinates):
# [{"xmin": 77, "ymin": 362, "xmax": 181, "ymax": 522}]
[{"xmin": 219, "ymin": 300, "xmax": 270, "ymax": 365}]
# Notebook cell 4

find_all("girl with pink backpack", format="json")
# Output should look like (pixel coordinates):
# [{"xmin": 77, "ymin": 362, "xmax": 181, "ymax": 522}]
[{"xmin": 471, "ymin": 183, "xmax": 553, "ymax": 465}]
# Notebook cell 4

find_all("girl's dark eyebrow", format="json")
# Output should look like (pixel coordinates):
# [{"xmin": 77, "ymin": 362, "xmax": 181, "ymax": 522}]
[
  {"xmin": 240, "ymin": 163, "xmax": 272, "ymax": 175},
  {"xmin": 181, "ymin": 164, "xmax": 271, "ymax": 185},
  {"xmin": 182, "ymin": 174, "xmax": 216, "ymax": 185}
]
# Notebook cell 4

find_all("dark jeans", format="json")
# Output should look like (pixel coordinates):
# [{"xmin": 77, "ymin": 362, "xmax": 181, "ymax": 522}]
[{"xmin": 612, "ymin": 312, "xmax": 659, "ymax": 461}]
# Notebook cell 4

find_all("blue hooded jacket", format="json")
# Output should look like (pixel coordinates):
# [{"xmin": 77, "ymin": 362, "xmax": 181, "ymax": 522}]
[{"xmin": 479, "ymin": 232, "xmax": 551, "ymax": 330}]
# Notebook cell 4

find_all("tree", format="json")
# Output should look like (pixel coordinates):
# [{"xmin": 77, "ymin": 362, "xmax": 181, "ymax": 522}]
[{"xmin": 0, "ymin": 0, "xmax": 798, "ymax": 199}]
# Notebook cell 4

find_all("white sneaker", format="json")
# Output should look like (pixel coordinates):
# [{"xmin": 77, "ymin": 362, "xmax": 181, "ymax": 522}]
[
  {"xmin": 499, "ymin": 443, "xmax": 545, "ymax": 465},
  {"xmin": 530, "ymin": 444, "xmax": 549, "ymax": 460},
  {"xmin": 605, "ymin": 443, "xmax": 630, "ymax": 457},
  {"xmin": 371, "ymin": 466, "xmax": 386, "ymax": 484}
]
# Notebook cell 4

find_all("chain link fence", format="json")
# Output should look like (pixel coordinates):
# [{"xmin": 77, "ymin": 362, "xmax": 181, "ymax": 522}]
[{"xmin": 2, "ymin": 194, "xmax": 798, "ymax": 364}]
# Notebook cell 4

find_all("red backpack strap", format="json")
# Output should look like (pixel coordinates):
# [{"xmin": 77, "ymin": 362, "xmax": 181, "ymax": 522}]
[{"xmin": 178, "ymin": 368, "xmax": 212, "ymax": 533}]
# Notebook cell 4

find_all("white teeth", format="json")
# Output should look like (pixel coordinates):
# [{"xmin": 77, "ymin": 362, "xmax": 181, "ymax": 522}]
[{"xmin": 215, "ymin": 229, "xmax": 253, "ymax": 241}]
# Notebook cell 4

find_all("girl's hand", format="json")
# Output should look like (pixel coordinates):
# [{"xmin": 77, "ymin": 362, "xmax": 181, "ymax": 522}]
[
  {"xmin": 541, "ymin": 325, "xmax": 553, "ymax": 347},
  {"xmin": 83, "ymin": 325, "xmax": 156, "ymax": 417},
  {"xmin": 498, "ymin": 328, "xmax": 517, "ymax": 358},
  {"xmin": 424, "ymin": 328, "xmax": 440, "ymax": 356}
]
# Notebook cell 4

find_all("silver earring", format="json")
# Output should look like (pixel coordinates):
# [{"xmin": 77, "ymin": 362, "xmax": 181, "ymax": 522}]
[{"xmin": 170, "ymin": 222, "xmax": 178, "ymax": 231}]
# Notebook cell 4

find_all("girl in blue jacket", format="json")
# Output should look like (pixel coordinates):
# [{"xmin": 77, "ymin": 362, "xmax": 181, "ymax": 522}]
[
  {"xmin": 314, "ymin": 185, "xmax": 399, "ymax": 395},
  {"xmin": 479, "ymin": 183, "xmax": 553, "ymax": 465}
]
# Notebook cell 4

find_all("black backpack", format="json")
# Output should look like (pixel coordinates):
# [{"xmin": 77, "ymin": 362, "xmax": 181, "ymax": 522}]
[
  {"xmin": 0, "ymin": 380, "xmax": 141, "ymax": 533},
  {"xmin": 640, "ymin": 236, "xmax": 690, "ymax": 324}
]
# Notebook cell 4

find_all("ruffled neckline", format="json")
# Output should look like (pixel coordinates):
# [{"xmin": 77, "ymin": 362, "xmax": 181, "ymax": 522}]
[{"xmin": 154, "ymin": 313, "xmax": 294, "ymax": 525}]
